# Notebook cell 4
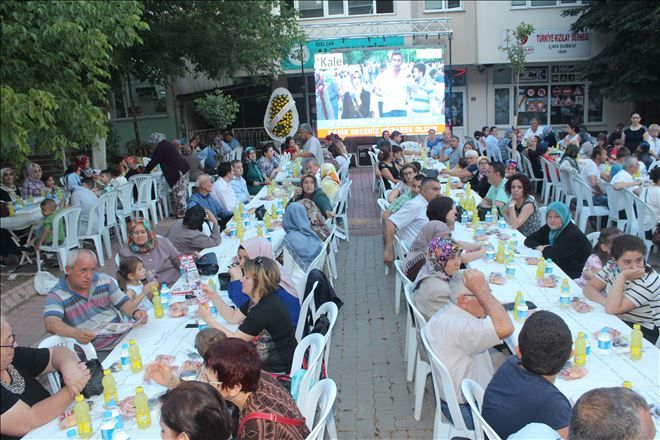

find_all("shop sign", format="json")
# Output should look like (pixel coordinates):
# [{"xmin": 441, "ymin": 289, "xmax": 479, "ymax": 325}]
[{"xmin": 500, "ymin": 27, "xmax": 591, "ymax": 61}]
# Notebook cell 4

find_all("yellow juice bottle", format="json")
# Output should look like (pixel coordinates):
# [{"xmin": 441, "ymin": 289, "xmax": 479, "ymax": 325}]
[
  {"xmin": 102, "ymin": 370, "xmax": 118, "ymax": 406},
  {"xmin": 74, "ymin": 395, "xmax": 93, "ymax": 439},
  {"xmin": 134, "ymin": 386, "xmax": 151, "ymax": 429}
]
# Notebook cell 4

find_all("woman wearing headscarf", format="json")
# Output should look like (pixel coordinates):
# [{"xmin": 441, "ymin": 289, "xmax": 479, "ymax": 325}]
[
  {"xmin": 320, "ymin": 163, "xmax": 341, "ymax": 202},
  {"xmin": 283, "ymin": 203, "xmax": 323, "ymax": 296},
  {"xmin": 0, "ymin": 168, "xmax": 18, "ymax": 204},
  {"xmin": 404, "ymin": 221, "xmax": 451, "ymax": 281},
  {"xmin": 524, "ymin": 201, "xmax": 591, "ymax": 279},
  {"xmin": 558, "ymin": 145, "xmax": 580, "ymax": 172},
  {"xmin": 1, "ymin": 168, "xmax": 20, "ymax": 264},
  {"xmin": 118, "ymin": 219, "xmax": 181, "ymax": 286},
  {"xmin": 120, "ymin": 156, "xmax": 145, "ymax": 179},
  {"xmin": 63, "ymin": 163, "xmax": 82, "ymax": 192},
  {"xmin": 243, "ymin": 147, "xmax": 267, "ymax": 196},
  {"xmin": 21, "ymin": 163, "xmax": 45, "ymax": 198},
  {"xmin": 294, "ymin": 174, "xmax": 335, "ymax": 219},
  {"xmin": 227, "ymin": 237, "xmax": 300, "ymax": 330},
  {"xmin": 144, "ymin": 132, "xmax": 191, "ymax": 218},
  {"xmin": 413, "ymin": 238, "xmax": 463, "ymax": 321}
]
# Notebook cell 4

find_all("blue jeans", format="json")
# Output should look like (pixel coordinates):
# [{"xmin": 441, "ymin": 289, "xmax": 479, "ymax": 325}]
[
  {"xmin": 440, "ymin": 400, "xmax": 475, "ymax": 430},
  {"xmin": 381, "ymin": 109, "xmax": 407, "ymax": 117},
  {"xmin": 592, "ymin": 195, "xmax": 608, "ymax": 207}
]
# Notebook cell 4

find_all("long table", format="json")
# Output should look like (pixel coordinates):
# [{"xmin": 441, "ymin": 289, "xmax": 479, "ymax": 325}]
[
  {"xmin": 24, "ymin": 185, "xmax": 291, "ymax": 439},
  {"xmin": 452, "ymin": 222, "xmax": 660, "ymax": 416}
]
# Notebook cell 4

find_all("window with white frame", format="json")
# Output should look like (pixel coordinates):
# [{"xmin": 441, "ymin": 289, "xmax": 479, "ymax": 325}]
[
  {"xmin": 511, "ymin": 0, "xmax": 591, "ymax": 8},
  {"xmin": 109, "ymin": 79, "xmax": 167, "ymax": 119},
  {"xmin": 424, "ymin": 0, "xmax": 463, "ymax": 11},
  {"xmin": 288, "ymin": 0, "xmax": 394, "ymax": 19}
]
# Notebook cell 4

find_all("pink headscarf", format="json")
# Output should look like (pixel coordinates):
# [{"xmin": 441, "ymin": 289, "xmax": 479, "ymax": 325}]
[{"xmin": 240, "ymin": 237, "xmax": 299, "ymax": 298}]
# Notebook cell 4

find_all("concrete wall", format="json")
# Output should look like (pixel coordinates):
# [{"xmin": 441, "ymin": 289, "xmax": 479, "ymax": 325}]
[{"xmin": 111, "ymin": 116, "xmax": 177, "ymax": 155}]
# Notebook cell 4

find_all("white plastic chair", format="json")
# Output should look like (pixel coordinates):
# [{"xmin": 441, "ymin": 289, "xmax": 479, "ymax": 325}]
[
  {"xmin": 539, "ymin": 157, "xmax": 558, "ymax": 205},
  {"xmin": 546, "ymin": 158, "xmax": 563, "ymax": 203},
  {"xmin": 404, "ymin": 283, "xmax": 431, "ymax": 420},
  {"xmin": 78, "ymin": 193, "xmax": 110, "ymax": 267},
  {"xmin": 620, "ymin": 188, "xmax": 637, "ymax": 234},
  {"xmin": 290, "ymin": 333, "xmax": 326, "ymax": 408},
  {"xmin": 573, "ymin": 177, "xmax": 609, "ymax": 233},
  {"xmin": 38, "ymin": 335, "xmax": 97, "ymax": 393},
  {"xmin": 295, "ymin": 281, "xmax": 319, "ymax": 341},
  {"xmin": 586, "ymin": 231, "xmax": 600, "ymax": 247},
  {"xmin": 104, "ymin": 190, "xmax": 123, "ymax": 246},
  {"xmin": 377, "ymin": 198, "xmax": 389, "ymax": 225},
  {"xmin": 461, "ymin": 379, "xmax": 502, "ymax": 440},
  {"xmin": 333, "ymin": 180, "xmax": 352, "ymax": 242},
  {"xmin": 368, "ymin": 151, "xmax": 379, "ymax": 192},
  {"xmin": 36, "ymin": 207, "xmax": 81, "ymax": 272},
  {"xmin": 131, "ymin": 175, "xmax": 159, "ymax": 225},
  {"xmin": 323, "ymin": 225, "xmax": 338, "ymax": 280},
  {"xmin": 313, "ymin": 301, "xmax": 339, "ymax": 375},
  {"xmin": 114, "ymin": 182, "xmax": 135, "ymax": 243},
  {"xmin": 187, "ymin": 182, "xmax": 196, "ymax": 198},
  {"xmin": 300, "ymin": 379, "xmax": 338, "ymax": 440},
  {"xmin": 378, "ymin": 176, "xmax": 387, "ymax": 200},
  {"xmin": 631, "ymin": 192, "xmax": 657, "ymax": 259},
  {"xmin": 520, "ymin": 153, "xmax": 543, "ymax": 194},
  {"xmin": 157, "ymin": 174, "xmax": 171, "ymax": 219},
  {"xmin": 600, "ymin": 180, "xmax": 625, "ymax": 230},
  {"xmin": 421, "ymin": 330, "xmax": 476, "ymax": 440},
  {"xmin": 559, "ymin": 167, "xmax": 577, "ymax": 208}
]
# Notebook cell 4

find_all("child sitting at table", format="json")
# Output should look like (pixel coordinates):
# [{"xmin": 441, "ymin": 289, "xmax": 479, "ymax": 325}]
[
  {"xmin": 33, "ymin": 198, "xmax": 64, "ymax": 251},
  {"xmin": 116, "ymin": 256, "xmax": 156, "ymax": 311},
  {"xmin": 583, "ymin": 234, "xmax": 660, "ymax": 343},
  {"xmin": 575, "ymin": 227, "xmax": 622, "ymax": 288},
  {"xmin": 42, "ymin": 175, "xmax": 60, "ymax": 197}
]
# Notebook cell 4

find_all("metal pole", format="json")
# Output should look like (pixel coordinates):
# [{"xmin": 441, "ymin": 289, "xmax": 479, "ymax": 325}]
[
  {"xmin": 448, "ymin": 34, "xmax": 453, "ymax": 135},
  {"xmin": 300, "ymin": 44, "xmax": 310, "ymax": 125}
]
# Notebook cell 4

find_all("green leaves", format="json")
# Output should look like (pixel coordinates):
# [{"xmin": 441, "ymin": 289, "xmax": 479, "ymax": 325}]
[
  {"xmin": 194, "ymin": 90, "xmax": 240, "ymax": 131},
  {"xmin": 1, "ymin": 1, "xmax": 146, "ymax": 169},
  {"xmin": 499, "ymin": 22, "xmax": 535, "ymax": 125}
]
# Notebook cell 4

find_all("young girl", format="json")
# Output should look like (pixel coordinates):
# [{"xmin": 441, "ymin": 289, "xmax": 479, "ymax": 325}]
[
  {"xmin": 116, "ymin": 256, "xmax": 156, "ymax": 311},
  {"xmin": 576, "ymin": 227, "xmax": 622, "ymax": 287}
]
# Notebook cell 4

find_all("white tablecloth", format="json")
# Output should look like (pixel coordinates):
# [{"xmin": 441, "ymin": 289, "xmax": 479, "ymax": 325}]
[
  {"xmin": 0, "ymin": 204, "xmax": 43, "ymax": 231},
  {"xmin": 453, "ymin": 222, "xmax": 660, "ymax": 411}
]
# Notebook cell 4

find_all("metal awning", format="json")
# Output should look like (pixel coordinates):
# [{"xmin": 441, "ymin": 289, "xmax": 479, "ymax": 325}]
[{"xmin": 302, "ymin": 18, "xmax": 453, "ymax": 40}]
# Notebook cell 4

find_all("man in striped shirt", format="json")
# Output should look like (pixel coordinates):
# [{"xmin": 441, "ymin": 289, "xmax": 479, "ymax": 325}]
[
  {"xmin": 44, "ymin": 249, "xmax": 149, "ymax": 352},
  {"xmin": 583, "ymin": 234, "xmax": 660, "ymax": 344}
]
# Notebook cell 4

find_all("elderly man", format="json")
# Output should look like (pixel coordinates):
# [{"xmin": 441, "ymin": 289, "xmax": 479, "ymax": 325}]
[
  {"xmin": 211, "ymin": 162, "xmax": 238, "ymax": 212},
  {"xmin": 44, "ymin": 249, "xmax": 150, "ymax": 351},
  {"xmin": 523, "ymin": 118, "xmax": 543, "ymax": 146},
  {"xmin": 305, "ymin": 159, "xmax": 322, "ymax": 186},
  {"xmin": 297, "ymin": 123, "xmax": 324, "ymax": 167},
  {"xmin": 479, "ymin": 162, "xmax": 509, "ymax": 216},
  {"xmin": 612, "ymin": 156, "xmax": 643, "ymax": 195},
  {"xmin": 230, "ymin": 160, "xmax": 250, "ymax": 203},
  {"xmin": 187, "ymin": 174, "xmax": 232, "ymax": 221},
  {"xmin": 383, "ymin": 177, "xmax": 441, "ymax": 265},
  {"xmin": 423, "ymin": 269, "xmax": 514, "ymax": 430},
  {"xmin": 431, "ymin": 128, "xmax": 451, "ymax": 159}
]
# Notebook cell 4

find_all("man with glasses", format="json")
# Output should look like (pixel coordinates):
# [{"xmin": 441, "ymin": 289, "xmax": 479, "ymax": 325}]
[
  {"xmin": 423, "ymin": 269, "xmax": 514, "ymax": 431},
  {"xmin": 384, "ymin": 177, "xmax": 441, "ymax": 266}
]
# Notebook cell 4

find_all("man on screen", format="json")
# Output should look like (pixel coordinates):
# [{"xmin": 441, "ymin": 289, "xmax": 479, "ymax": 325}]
[
  {"xmin": 373, "ymin": 51, "xmax": 408, "ymax": 118},
  {"xmin": 408, "ymin": 62, "xmax": 434, "ymax": 114}
]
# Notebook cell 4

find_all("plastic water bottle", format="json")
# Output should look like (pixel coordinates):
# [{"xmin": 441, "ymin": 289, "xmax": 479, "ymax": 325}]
[
  {"xmin": 485, "ymin": 210, "xmax": 492, "ymax": 224},
  {"xmin": 100, "ymin": 411, "xmax": 116, "ymax": 440},
  {"xmin": 106, "ymin": 399, "xmax": 123, "ymax": 429},
  {"xmin": 517, "ymin": 303, "xmax": 529, "ymax": 321},
  {"xmin": 461, "ymin": 210, "xmax": 468, "ymax": 224},
  {"xmin": 630, "ymin": 324, "xmax": 643, "ymax": 360},
  {"xmin": 583, "ymin": 332, "xmax": 591, "ymax": 356},
  {"xmin": 210, "ymin": 303, "xmax": 218, "ymax": 318},
  {"xmin": 113, "ymin": 428, "xmax": 131, "ymax": 440},
  {"xmin": 160, "ymin": 283, "xmax": 170, "ymax": 313},
  {"xmin": 198, "ymin": 318, "xmax": 208, "ymax": 331},
  {"xmin": 128, "ymin": 339, "xmax": 143, "ymax": 372},
  {"xmin": 102, "ymin": 370, "xmax": 118, "ymax": 405},
  {"xmin": 66, "ymin": 429, "xmax": 77, "ymax": 440},
  {"xmin": 120, "ymin": 343, "xmax": 130, "ymax": 367},
  {"xmin": 597, "ymin": 327, "xmax": 612, "ymax": 354},
  {"xmin": 559, "ymin": 279, "xmax": 571, "ymax": 308},
  {"xmin": 485, "ymin": 245, "xmax": 495, "ymax": 263},
  {"xmin": 134, "ymin": 386, "xmax": 151, "ymax": 429},
  {"xmin": 498, "ymin": 217, "xmax": 506, "ymax": 230},
  {"xmin": 74, "ymin": 395, "xmax": 93, "ymax": 439},
  {"xmin": 545, "ymin": 259, "xmax": 554, "ymax": 275},
  {"xmin": 505, "ymin": 261, "xmax": 516, "ymax": 279},
  {"xmin": 574, "ymin": 332, "xmax": 587, "ymax": 366}
]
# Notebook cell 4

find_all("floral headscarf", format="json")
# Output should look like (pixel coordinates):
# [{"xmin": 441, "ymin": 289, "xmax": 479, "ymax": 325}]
[
  {"xmin": 321, "ymin": 163, "xmax": 340, "ymax": 185},
  {"xmin": 404, "ymin": 221, "xmax": 451, "ymax": 276},
  {"xmin": 128, "ymin": 219, "xmax": 157, "ymax": 254},
  {"xmin": 427, "ymin": 237, "xmax": 461, "ymax": 274},
  {"xmin": 76, "ymin": 155, "xmax": 90, "ymax": 170}
]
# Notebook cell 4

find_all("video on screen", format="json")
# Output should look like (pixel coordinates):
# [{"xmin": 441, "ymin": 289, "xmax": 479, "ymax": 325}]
[{"xmin": 314, "ymin": 48, "xmax": 445, "ymax": 138}]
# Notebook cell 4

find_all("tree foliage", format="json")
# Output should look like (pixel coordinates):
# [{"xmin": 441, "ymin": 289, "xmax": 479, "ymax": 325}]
[
  {"xmin": 0, "ymin": 1, "xmax": 147, "ymax": 169},
  {"xmin": 116, "ymin": 0, "xmax": 306, "ymax": 84},
  {"xmin": 195, "ymin": 91, "xmax": 240, "ymax": 130},
  {"xmin": 498, "ymin": 22, "xmax": 535, "ymax": 127},
  {"xmin": 563, "ymin": 0, "xmax": 660, "ymax": 103}
]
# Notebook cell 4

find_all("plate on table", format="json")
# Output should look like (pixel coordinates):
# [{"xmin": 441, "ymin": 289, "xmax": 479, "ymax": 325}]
[
  {"xmin": 524, "ymin": 256, "xmax": 539, "ymax": 265},
  {"xmin": 488, "ymin": 272, "xmax": 506, "ymax": 285},
  {"xmin": 260, "ymin": 195, "xmax": 275, "ymax": 201},
  {"xmin": 268, "ymin": 220, "xmax": 282, "ymax": 230},
  {"xmin": 559, "ymin": 362, "xmax": 588, "ymax": 380},
  {"xmin": 570, "ymin": 298, "xmax": 593, "ymax": 313},
  {"xmin": 537, "ymin": 275, "xmax": 558, "ymax": 288}
]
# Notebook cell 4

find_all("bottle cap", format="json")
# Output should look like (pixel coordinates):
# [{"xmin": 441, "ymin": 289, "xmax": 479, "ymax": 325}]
[
  {"xmin": 623, "ymin": 380, "xmax": 633, "ymax": 388},
  {"xmin": 107, "ymin": 399, "xmax": 116, "ymax": 407},
  {"xmin": 67, "ymin": 429, "xmax": 77, "ymax": 438},
  {"xmin": 75, "ymin": 394, "xmax": 84, "ymax": 402},
  {"xmin": 122, "ymin": 343, "xmax": 128, "ymax": 349},
  {"xmin": 136, "ymin": 386, "xmax": 144, "ymax": 393},
  {"xmin": 130, "ymin": 339, "xmax": 136, "ymax": 345},
  {"xmin": 104, "ymin": 410, "xmax": 112, "ymax": 418},
  {"xmin": 104, "ymin": 369, "xmax": 110, "ymax": 375},
  {"xmin": 633, "ymin": 324, "xmax": 640, "ymax": 330},
  {"xmin": 577, "ymin": 332, "xmax": 584, "ymax": 337}
]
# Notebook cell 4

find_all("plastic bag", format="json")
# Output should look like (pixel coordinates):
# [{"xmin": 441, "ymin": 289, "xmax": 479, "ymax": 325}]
[{"xmin": 34, "ymin": 271, "xmax": 59, "ymax": 296}]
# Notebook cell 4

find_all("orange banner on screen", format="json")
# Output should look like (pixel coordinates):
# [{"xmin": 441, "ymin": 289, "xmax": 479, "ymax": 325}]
[{"xmin": 317, "ymin": 123, "xmax": 446, "ymax": 139}]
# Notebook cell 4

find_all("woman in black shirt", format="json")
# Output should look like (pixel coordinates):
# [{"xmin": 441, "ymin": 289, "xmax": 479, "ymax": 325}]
[
  {"xmin": 1, "ymin": 317, "xmax": 90, "ymax": 440},
  {"xmin": 377, "ymin": 145, "xmax": 401, "ymax": 191},
  {"xmin": 622, "ymin": 112, "xmax": 649, "ymax": 154},
  {"xmin": 198, "ymin": 257, "xmax": 297, "ymax": 373}
]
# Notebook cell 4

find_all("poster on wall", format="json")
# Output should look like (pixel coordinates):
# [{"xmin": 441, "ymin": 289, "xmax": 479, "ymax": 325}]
[
  {"xmin": 523, "ymin": 86, "xmax": 547, "ymax": 112},
  {"xmin": 550, "ymin": 84, "xmax": 584, "ymax": 124}
]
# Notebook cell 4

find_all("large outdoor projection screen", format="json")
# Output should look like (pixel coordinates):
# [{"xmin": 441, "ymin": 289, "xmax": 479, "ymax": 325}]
[{"xmin": 314, "ymin": 48, "xmax": 445, "ymax": 138}]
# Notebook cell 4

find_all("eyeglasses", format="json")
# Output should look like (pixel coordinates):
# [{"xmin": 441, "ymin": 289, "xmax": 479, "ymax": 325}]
[
  {"xmin": 200, "ymin": 368, "xmax": 223, "ymax": 386},
  {"xmin": 1, "ymin": 334, "xmax": 16, "ymax": 348}
]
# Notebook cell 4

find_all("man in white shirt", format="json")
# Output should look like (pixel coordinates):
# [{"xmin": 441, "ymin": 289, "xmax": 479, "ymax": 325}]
[
  {"xmin": 580, "ymin": 146, "xmax": 609, "ymax": 206},
  {"xmin": 70, "ymin": 177, "xmax": 98, "ymax": 234},
  {"xmin": 297, "ymin": 123, "xmax": 324, "ymax": 167},
  {"xmin": 523, "ymin": 118, "xmax": 544, "ymax": 146},
  {"xmin": 383, "ymin": 177, "xmax": 440, "ymax": 265},
  {"xmin": 211, "ymin": 162, "xmax": 237, "ymax": 212},
  {"xmin": 373, "ymin": 51, "xmax": 408, "ymax": 117},
  {"xmin": 611, "ymin": 157, "xmax": 642, "ymax": 194},
  {"xmin": 304, "ymin": 159, "xmax": 322, "ymax": 186},
  {"xmin": 230, "ymin": 160, "xmax": 250, "ymax": 203},
  {"xmin": 423, "ymin": 269, "xmax": 514, "ymax": 430}
]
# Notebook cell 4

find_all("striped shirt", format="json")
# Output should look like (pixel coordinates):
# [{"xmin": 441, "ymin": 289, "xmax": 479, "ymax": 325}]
[
  {"xmin": 388, "ymin": 190, "xmax": 413, "ymax": 214},
  {"xmin": 44, "ymin": 273, "xmax": 129, "ymax": 350},
  {"xmin": 596, "ymin": 263, "xmax": 660, "ymax": 329}
]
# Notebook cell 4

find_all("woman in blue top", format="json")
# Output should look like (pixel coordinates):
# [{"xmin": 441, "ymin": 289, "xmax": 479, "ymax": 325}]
[{"xmin": 227, "ymin": 237, "xmax": 300, "ymax": 330}]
